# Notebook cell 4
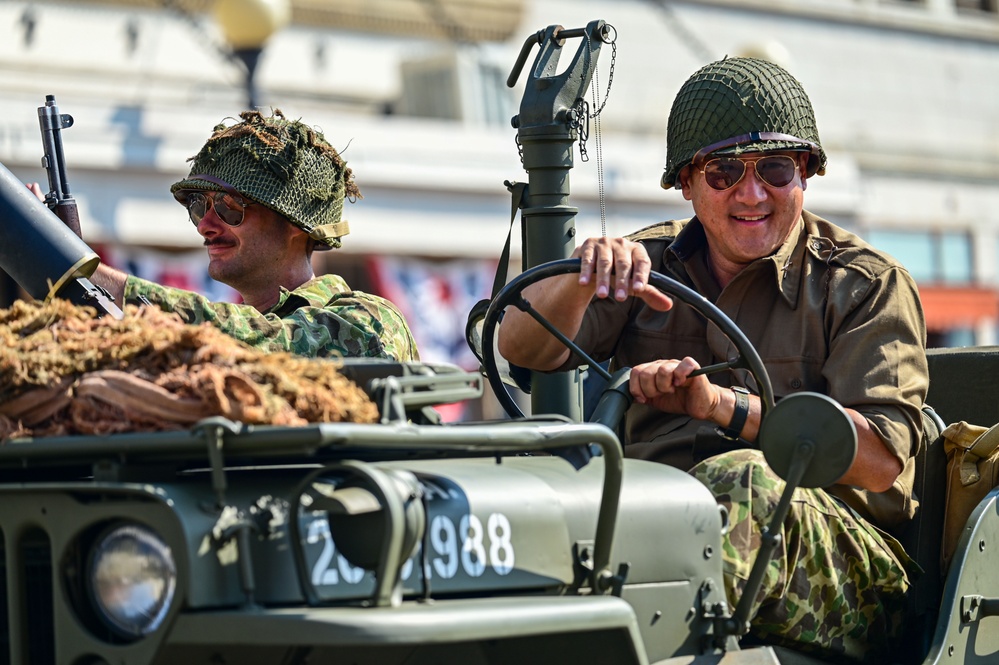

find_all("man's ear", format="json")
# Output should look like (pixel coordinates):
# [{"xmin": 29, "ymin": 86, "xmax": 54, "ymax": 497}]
[
  {"xmin": 282, "ymin": 219, "xmax": 314, "ymax": 251},
  {"xmin": 678, "ymin": 165, "xmax": 694, "ymax": 201}
]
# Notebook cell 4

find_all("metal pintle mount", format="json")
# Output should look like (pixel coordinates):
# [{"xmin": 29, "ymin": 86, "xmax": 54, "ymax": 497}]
[
  {"xmin": 508, "ymin": 19, "xmax": 613, "ymax": 134},
  {"xmin": 503, "ymin": 19, "xmax": 615, "ymax": 421}
]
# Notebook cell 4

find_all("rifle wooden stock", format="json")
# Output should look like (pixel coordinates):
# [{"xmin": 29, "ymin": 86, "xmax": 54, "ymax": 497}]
[{"xmin": 52, "ymin": 199, "xmax": 82, "ymax": 238}]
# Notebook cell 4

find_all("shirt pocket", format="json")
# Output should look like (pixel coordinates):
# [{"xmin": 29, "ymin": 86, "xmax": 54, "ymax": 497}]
[{"xmin": 732, "ymin": 355, "xmax": 827, "ymax": 399}]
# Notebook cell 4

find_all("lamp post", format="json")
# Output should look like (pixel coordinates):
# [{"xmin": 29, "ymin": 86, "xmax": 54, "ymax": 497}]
[{"xmin": 213, "ymin": 0, "xmax": 291, "ymax": 109}]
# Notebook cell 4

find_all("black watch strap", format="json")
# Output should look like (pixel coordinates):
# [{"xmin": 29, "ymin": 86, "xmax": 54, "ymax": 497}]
[{"xmin": 718, "ymin": 386, "xmax": 750, "ymax": 441}]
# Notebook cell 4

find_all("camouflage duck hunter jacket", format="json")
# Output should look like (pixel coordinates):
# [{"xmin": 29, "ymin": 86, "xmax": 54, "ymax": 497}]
[{"xmin": 124, "ymin": 273, "xmax": 420, "ymax": 362}]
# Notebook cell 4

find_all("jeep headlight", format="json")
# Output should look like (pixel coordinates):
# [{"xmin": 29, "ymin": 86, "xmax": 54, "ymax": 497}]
[{"xmin": 88, "ymin": 524, "xmax": 177, "ymax": 639}]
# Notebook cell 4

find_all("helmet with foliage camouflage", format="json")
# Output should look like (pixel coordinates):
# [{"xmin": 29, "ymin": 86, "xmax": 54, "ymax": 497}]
[
  {"xmin": 171, "ymin": 110, "xmax": 360, "ymax": 250},
  {"xmin": 661, "ymin": 57, "xmax": 826, "ymax": 189}
]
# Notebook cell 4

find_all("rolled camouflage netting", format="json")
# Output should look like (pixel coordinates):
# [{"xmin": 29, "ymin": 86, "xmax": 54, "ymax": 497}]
[{"xmin": 0, "ymin": 300, "xmax": 378, "ymax": 441}]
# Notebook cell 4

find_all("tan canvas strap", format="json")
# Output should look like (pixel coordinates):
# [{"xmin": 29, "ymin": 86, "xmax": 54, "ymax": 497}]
[{"xmin": 310, "ymin": 220, "xmax": 350, "ymax": 241}]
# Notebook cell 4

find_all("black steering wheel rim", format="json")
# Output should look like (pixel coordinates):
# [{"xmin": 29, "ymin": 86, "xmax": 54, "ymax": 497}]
[{"xmin": 481, "ymin": 258, "xmax": 776, "ymax": 421}]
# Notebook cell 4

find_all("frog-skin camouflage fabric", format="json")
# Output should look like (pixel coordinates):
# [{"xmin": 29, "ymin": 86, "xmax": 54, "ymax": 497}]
[
  {"xmin": 691, "ymin": 449, "xmax": 910, "ymax": 664},
  {"xmin": 124, "ymin": 273, "xmax": 419, "ymax": 362}
]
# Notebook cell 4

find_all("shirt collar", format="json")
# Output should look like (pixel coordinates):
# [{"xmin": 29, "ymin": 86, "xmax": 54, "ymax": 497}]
[
  {"xmin": 267, "ymin": 274, "xmax": 352, "ymax": 315},
  {"xmin": 665, "ymin": 219, "xmax": 720, "ymax": 299},
  {"xmin": 770, "ymin": 217, "xmax": 806, "ymax": 309},
  {"xmin": 667, "ymin": 217, "xmax": 705, "ymax": 263},
  {"xmin": 666, "ymin": 215, "xmax": 807, "ymax": 308}
]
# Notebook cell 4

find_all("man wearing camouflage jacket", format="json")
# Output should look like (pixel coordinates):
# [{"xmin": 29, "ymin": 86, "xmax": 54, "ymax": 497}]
[
  {"xmin": 84, "ymin": 110, "xmax": 418, "ymax": 362},
  {"xmin": 499, "ymin": 57, "xmax": 928, "ymax": 663}
]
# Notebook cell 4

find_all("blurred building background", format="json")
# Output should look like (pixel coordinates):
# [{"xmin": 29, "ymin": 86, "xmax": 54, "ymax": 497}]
[{"xmin": 2, "ymin": 0, "xmax": 999, "ymax": 414}]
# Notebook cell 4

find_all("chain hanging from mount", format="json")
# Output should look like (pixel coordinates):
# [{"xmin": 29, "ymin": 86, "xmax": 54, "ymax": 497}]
[
  {"xmin": 570, "ymin": 37, "xmax": 616, "ymax": 164},
  {"xmin": 571, "ymin": 25, "xmax": 617, "ymax": 237}
]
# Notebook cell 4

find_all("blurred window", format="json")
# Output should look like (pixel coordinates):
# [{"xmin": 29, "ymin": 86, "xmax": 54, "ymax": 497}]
[{"xmin": 866, "ymin": 229, "xmax": 973, "ymax": 284}]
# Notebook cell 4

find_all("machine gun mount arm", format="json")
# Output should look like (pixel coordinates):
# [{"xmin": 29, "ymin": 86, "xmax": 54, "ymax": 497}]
[{"xmin": 504, "ymin": 19, "xmax": 615, "ymax": 420}]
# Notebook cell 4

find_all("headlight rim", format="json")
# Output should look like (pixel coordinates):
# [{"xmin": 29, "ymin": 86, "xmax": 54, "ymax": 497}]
[{"xmin": 85, "ymin": 521, "xmax": 178, "ymax": 642}]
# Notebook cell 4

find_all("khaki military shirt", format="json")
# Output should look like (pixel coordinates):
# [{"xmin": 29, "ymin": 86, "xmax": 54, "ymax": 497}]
[
  {"xmin": 562, "ymin": 211, "xmax": 928, "ymax": 529},
  {"xmin": 124, "ymin": 273, "xmax": 420, "ymax": 362}
]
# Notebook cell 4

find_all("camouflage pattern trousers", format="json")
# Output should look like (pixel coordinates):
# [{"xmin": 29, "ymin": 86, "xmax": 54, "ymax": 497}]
[{"xmin": 690, "ymin": 449, "xmax": 910, "ymax": 664}]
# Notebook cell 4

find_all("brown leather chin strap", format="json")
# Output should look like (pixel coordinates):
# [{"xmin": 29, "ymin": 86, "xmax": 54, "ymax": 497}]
[
  {"xmin": 187, "ymin": 174, "xmax": 242, "ymax": 196},
  {"xmin": 663, "ymin": 132, "xmax": 824, "ymax": 190}
]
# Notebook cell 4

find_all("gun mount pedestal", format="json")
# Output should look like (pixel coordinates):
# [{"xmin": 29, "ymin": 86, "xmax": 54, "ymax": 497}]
[{"xmin": 507, "ymin": 20, "xmax": 613, "ymax": 420}]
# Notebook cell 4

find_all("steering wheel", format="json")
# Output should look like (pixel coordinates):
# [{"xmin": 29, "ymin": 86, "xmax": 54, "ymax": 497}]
[{"xmin": 480, "ymin": 258, "xmax": 776, "ymax": 423}]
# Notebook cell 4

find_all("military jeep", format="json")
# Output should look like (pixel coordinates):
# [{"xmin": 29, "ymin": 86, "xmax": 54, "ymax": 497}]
[
  {"xmin": 0, "ymin": 340, "xmax": 998, "ymax": 665},
  {"xmin": 1, "ymin": 18, "xmax": 999, "ymax": 665},
  {"xmin": 0, "ymin": 355, "xmax": 725, "ymax": 665}
]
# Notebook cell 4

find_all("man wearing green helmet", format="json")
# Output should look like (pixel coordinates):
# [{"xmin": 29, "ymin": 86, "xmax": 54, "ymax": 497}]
[
  {"xmin": 76, "ymin": 110, "xmax": 419, "ymax": 362},
  {"xmin": 499, "ymin": 57, "xmax": 927, "ymax": 662}
]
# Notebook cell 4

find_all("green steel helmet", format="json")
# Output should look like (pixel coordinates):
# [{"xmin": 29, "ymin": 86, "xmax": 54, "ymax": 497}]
[
  {"xmin": 660, "ymin": 56, "xmax": 827, "ymax": 189},
  {"xmin": 170, "ymin": 110, "xmax": 361, "ymax": 249}
]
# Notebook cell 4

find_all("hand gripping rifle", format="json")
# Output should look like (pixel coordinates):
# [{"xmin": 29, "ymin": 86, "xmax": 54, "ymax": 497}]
[{"xmin": 0, "ymin": 96, "xmax": 123, "ymax": 319}]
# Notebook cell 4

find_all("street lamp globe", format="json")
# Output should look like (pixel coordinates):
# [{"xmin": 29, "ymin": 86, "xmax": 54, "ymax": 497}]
[{"xmin": 213, "ymin": 0, "xmax": 291, "ymax": 109}]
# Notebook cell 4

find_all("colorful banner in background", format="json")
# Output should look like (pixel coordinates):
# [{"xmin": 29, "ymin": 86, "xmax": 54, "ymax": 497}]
[{"xmin": 368, "ymin": 256, "xmax": 497, "ymax": 421}]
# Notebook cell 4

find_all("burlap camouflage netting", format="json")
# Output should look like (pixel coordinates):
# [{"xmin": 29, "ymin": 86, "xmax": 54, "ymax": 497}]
[
  {"xmin": 171, "ymin": 110, "xmax": 361, "ymax": 249},
  {"xmin": 0, "ymin": 300, "xmax": 378, "ymax": 440},
  {"xmin": 662, "ymin": 57, "xmax": 827, "ymax": 188}
]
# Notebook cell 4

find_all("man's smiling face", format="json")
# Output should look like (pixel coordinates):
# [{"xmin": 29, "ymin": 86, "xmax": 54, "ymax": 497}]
[
  {"xmin": 195, "ymin": 198, "xmax": 302, "ymax": 294},
  {"xmin": 679, "ymin": 150, "xmax": 809, "ymax": 273}
]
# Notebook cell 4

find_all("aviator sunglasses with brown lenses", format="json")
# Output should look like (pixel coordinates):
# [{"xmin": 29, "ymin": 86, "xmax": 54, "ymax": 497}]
[
  {"xmin": 186, "ymin": 189, "xmax": 254, "ymax": 227},
  {"xmin": 683, "ymin": 131, "xmax": 819, "ymax": 192},
  {"xmin": 695, "ymin": 154, "xmax": 801, "ymax": 192}
]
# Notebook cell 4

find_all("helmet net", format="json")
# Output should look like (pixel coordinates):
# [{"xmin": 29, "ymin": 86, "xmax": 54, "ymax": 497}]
[
  {"xmin": 662, "ymin": 57, "xmax": 826, "ymax": 188},
  {"xmin": 171, "ymin": 110, "xmax": 361, "ymax": 249}
]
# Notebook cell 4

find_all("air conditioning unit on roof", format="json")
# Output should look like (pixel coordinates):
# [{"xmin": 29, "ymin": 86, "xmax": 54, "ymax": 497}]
[{"xmin": 399, "ymin": 49, "xmax": 512, "ymax": 126}]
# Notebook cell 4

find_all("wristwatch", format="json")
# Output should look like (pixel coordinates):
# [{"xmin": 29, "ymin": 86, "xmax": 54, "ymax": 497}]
[{"xmin": 718, "ymin": 386, "xmax": 750, "ymax": 441}]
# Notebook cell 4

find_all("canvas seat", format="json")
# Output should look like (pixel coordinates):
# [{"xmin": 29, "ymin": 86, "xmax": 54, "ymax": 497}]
[{"xmin": 891, "ymin": 346, "xmax": 999, "ymax": 663}]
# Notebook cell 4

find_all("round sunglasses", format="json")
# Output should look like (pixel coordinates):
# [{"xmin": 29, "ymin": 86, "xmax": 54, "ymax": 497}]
[
  {"xmin": 186, "ymin": 190, "xmax": 253, "ymax": 227},
  {"xmin": 696, "ymin": 155, "xmax": 800, "ymax": 192}
]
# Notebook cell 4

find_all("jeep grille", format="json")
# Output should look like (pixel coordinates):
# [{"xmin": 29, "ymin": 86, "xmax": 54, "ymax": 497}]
[{"xmin": 0, "ymin": 529, "xmax": 55, "ymax": 665}]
